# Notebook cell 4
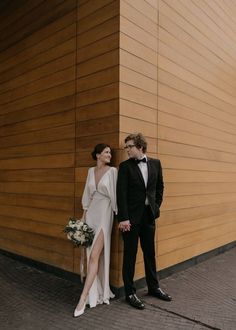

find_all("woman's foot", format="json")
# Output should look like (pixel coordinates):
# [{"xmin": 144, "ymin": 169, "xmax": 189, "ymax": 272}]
[
  {"xmin": 74, "ymin": 303, "xmax": 86, "ymax": 317},
  {"xmin": 74, "ymin": 298, "xmax": 86, "ymax": 317}
]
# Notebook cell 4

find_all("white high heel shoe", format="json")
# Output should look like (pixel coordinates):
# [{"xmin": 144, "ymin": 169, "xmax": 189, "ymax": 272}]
[{"xmin": 73, "ymin": 303, "xmax": 86, "ymax": 317}]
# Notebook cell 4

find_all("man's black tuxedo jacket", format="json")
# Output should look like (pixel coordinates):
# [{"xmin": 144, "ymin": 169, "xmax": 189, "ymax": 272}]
[{"xmin": 117, "ymin": 157, "xmax": 164, "ymax": 224}]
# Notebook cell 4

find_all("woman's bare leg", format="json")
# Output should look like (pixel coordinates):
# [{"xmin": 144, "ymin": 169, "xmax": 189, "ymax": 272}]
[{"xmin": 75, "ymin": 230, "xmax": 104, "ymax": 310}]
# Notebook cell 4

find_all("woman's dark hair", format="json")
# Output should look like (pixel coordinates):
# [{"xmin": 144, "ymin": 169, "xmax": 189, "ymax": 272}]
[
  {"xmin": 124, "ymin": 133, "xmax": 147, "ymax": 153},
  {"xmin": 91, "ymin": 143, "xmax": 111, "ymax": 160}
]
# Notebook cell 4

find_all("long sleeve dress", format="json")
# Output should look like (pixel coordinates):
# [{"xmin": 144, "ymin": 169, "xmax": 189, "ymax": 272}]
[{"xmin": 81, "ymin": 166, "xmax": 117, "ymax": 308}]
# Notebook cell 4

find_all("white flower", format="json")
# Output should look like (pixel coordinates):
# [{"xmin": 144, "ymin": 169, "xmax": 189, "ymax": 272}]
[
  {"xmin": 77, "ymin": 221, "xmax": 84, "ymax": 229},
  {"xmin": 73, "ymin": 232, "xmax": 81, "ymax": 241},
  {"xmin": 80, "ymin": 235, "xmax": 86, "ymax": 244}
]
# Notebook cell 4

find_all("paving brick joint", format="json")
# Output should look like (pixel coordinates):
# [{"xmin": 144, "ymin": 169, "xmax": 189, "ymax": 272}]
[{"xmin": 0, "ymin": 247, "xmax": 235, "ymax": 330}]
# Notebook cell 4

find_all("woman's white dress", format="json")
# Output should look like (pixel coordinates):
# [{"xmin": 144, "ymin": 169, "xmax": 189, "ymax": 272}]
[{"xmin": 82, "ymin": 166, "xmax": 117, "ymax": 308}]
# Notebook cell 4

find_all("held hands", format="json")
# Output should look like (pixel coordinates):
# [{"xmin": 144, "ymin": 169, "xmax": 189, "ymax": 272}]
[{"xmin": 118, "ymin": 220, "xmax": 131, "ymax": 232}]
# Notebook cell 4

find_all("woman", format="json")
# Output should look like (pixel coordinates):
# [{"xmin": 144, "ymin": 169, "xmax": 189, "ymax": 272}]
[{"xmin": 74, "ymin": 143, "xmax": 117, "ymax": 317}]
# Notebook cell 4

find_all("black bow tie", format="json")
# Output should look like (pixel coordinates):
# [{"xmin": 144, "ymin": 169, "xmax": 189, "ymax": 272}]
[{"xmin": 135, "ymin": 158, "xmax": 147, "ymax": 164}]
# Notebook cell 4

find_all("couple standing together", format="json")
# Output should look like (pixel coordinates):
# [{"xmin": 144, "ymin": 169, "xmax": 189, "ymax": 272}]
[{"xmin": 74, "ymin": 133, "xmax": 172, "ymax": 317}]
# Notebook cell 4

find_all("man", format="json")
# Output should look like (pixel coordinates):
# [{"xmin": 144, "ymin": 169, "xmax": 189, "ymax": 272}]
[{"xmin": 117, "ymin": 133, "xmax": 172, "ymax": 310}]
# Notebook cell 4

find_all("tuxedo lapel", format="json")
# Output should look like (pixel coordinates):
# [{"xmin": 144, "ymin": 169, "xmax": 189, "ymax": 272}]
[
  {"xmin": 147, "ymin": 158, "xmax": 153, "ymax": 188},
  {"xmin": 130, "ymin": 159, "xmax": 146, "ymax": 187}
]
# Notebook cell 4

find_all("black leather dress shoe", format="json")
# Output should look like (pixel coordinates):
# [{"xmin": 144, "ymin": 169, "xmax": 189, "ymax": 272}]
[
  {"xmin": 148, "ymin": 288, "xmax": 172, "ymax": 301},
  {"xmin": 126, "ymin": 294, "xmax": 145, "ymax": 309}
]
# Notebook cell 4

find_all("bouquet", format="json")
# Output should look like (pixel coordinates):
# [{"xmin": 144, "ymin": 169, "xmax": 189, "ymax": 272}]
[{"xmin": 64, "ymin": 217, "xmax": 95, "ymax": 248}]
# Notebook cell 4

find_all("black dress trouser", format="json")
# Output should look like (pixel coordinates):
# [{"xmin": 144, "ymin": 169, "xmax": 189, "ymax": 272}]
[{"xmin": 122, "ymin": 205, "xmax": 159, "ymax": 296}]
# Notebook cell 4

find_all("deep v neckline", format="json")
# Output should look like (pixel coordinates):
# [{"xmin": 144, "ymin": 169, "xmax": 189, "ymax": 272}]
[{"xmin": 93, "ymin": 167, "xmax": 111, "ymax": 190}]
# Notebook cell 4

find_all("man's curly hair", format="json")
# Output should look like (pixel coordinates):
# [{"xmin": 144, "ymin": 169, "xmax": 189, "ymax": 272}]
[{"xmin": 124, "ymin": 133, "xmax": 147, "ymax": 153}]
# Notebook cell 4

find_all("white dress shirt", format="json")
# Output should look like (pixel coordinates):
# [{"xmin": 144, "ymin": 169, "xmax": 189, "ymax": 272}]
[{"xmin": 137, "ymin": 155, "xmax": 149, "ymax": 205}]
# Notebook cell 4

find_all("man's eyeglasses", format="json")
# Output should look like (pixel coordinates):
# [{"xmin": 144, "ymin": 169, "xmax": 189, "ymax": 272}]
[{"xmin": 124, "ymin": 144, "xmax": 135, "ymax": 150}]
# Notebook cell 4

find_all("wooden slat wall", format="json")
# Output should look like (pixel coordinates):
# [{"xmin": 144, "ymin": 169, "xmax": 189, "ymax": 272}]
[
  {"xmin": 0, "ymin": 0, "xmax": 120, "ymax": 286},
  {"xmin": 74, "ymin": 0, "xmax": 120, "ymax": 285},
  {"xmin": 0, "ymin": 0, "xmax": 77, "ymax": 272},
  {"xmin": 119, "ymin": 0, "xmax": 236, "ymax": 283},
  {"xmin": 158, "ymin": 0, "xmax": 236, "ymax": 269}
]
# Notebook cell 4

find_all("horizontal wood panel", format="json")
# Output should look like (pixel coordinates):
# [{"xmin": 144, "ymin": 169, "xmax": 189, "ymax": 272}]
[
  {"xmin": 76, "ymin": 114, "xmax": 119, "ymax": 137},
  {"xmin": 0, "ymin": 124, "xmax": 75, "ymax": 149},
  {"xmin": 160, "ymin": 0, "xmax": 235, "ymax": 68},
  {"xmin": 0, "ymin": 37, "xmax": 76, "ymax": 85},
  {"xmin": 0, "ymin": 66, "xmax": 75, "ymax": 105},
  {"xmin": 159, "ymin": 83, "xmax": 236, "ymax": 126},
  {"xmin": 158, "ymin": 97, "xmax": 236, "ymax": 135},
  {"xmin": 121, "ymin": 0, "xmax": 158, "ymax": 36},
  {"xmin": 0, "ymin": 193, "xmax": 73, "ymax": 211},
  {"xmin": 120, "ymin": 116, "xmax": 157, "ymax": 139},
  {"xmin": 77, "ymin": 99, "xmax": 119, "ymax": 121},
  {"xmin": 120, "ymin": 16, "xmax": 157, "ymax": 52},
  {"xmin": 0, "ymin": 182, "xmax": 74, "ymax": 196},
  {"xmin": 120, "ymin": 66, "xmax": 157, "ymax": 94},
  {"xmin": 0, "ymin": 81, "xmax": 75, "ymax": 114},
  {"xmin": 120, "ymin": 82, "xmax": 157, "ymax": 109},
  {"xmin": 0, "ymin": 154, "xmax": 75, "ymax": 170},
  {"xmin": 0, "ymin": 53, "xmax": 76, "ymax": 95},
  {"xmin": 77, "ymin": 16, "xmax": 119, "ymax": 49},
  {"xmin": 1, "ymin": 95, "xmax": 75, "ymax": 126},
  {"xmin": 157, "ymin": 230, "xmax": 236, "ymax": 270},
  {"xmin": 165, "ymin": 182, "xmax": 236, "ymax": 197},
  {"xmin": 159, "ymin": 38, "xmax": 236, "ymax": 97},
  {"xmin": 78, "ymin": 0, "xmax": 119, "ymax": 35},
  {"xmin": 77, "ymin": 82, "xmax": 118, "ymax": 107},
  {"xmin": 0, "ymin": 205, "xmax": 71, "ymax": 225},
  {"xmin": 0, "ymin": 215, "xmax": 65, "ymax": 239},
  {"xmin": 158, "ymin": 110, "xmax": 236, "ymax": 145},
  {"xmin": 120, "ymin": 33, "xmax": 157, "ymax": 66},
  {"xmin": 159, "ymin": 12, "xmax": 236, "ymax": 86},
  {"xmin": 158, "ymin": 125, "xmax": 236, "ymax": 155},
  {"xmin": 159, "ymin": 140, "xmax": 236, "ymax": 164},
  {"xmin": 160, "ymin": 154, "xmax": 236, "ymax": 172},
  {"xmin": 120, "ymin": 49, "xmax": 157, "ymax": 80},
  {"xmin": 120, "ymin": 99, "xmax": 157, "ymax": 122},
  {"xmin": 164, "ymin": 169, "xmax": 236, "ymax": 183},
  {"xmin": 77, "ymin": 49, "xmax": 118, "ymax": 78},
  {"xmin": 77, "ymin": 32, "xmax": 119, "ymax": 64},
  {"xmin": 0, "ymin": 168, "xmax": 74, "ymax": 182},
  {"xmin": 162, "ymin": 193, "xmax": 236, "ymax": 212},
  {"xmin": 77, "ymin": 66, "xmax": 119, "ymax": 92},
  {"xmin": 124, "ymin": 0, "xmax": 158, "ymax": 22},
  {"xmin": 0, "ymin": 236, "xmax": 74, "ymax": 272},
  {"xmin": 0, "ymin": 21, "xmax": 76, "ymax": 72},
  {"xmin": 158, "ymin": 66, "xmax": 236, "ymax": 116},
  {"xmin": 0, "ymin": 1, "xmax": 44, "ymax": 32},
  {"xmin": 78, "ymin": 0, "xmax": 115, "ymax": 21},
  {"xmin": 76, "ymin": 133, "xmax": 119, "ymax": 151},
  {"xmin": 0, "ymin": 110, "xmax": 75, "ymax": 137},
  {"xmin": 0, "ymin": 226, "xmax": 70, "ymax": 255},
  {"xmin": 158, "ymin": 212, "xmax": 236, "ymax": 241},
  {"xmin": 0, "ymin": 0, "xmax": 67, "ymax": 50},
  {"xmin": 0, "ymin": 140, "xmax": 74, "ymax": 160},
  {"xmin": 159, "ymin": 201, "xmax": 236, "ymax": 226}
]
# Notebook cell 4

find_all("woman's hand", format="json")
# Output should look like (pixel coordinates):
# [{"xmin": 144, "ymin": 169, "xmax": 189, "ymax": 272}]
[{"xmin": 118, "ymin": 220, "xmax": 131, "ymax": 232}]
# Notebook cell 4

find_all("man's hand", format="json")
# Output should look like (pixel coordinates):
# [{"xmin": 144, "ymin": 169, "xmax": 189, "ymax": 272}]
[{"xmin": 118, "ymin": 220, "xmax": 131, "ymax": 232}]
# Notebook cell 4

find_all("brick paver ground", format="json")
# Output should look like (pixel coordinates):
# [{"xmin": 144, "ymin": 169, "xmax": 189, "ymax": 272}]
[{"xmin": 0, "ymin": 247, "xmax": 235, "ymax": 330}]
